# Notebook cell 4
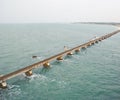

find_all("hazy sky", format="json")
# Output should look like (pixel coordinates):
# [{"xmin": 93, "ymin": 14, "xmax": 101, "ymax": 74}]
[{"xmin": 0, "ymin": 0, "xmax": 120, "ymax": 23}]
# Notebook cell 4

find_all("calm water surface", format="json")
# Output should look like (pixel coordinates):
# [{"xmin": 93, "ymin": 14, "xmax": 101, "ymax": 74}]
[{"xmin": 0, "ymin": 23, "xmax": 120, "ymax": 100}]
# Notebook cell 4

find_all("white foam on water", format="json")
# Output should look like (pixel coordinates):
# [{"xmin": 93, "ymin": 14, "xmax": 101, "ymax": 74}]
[
  {"xmin": 0, "ymin": 84, "xmax": 21, "ymax": 100},
  {"xmin": 27, "ymin": 73, "xmax": 48, "ymax": 82},
  {"xmin": 8, "ymin": 84, "xmax": 20, "ymax": 89},
  {"xmin": 36, "ymin": 56, "xmax": 43, "ymax": 60},
  {"xmin": 57, "ymin": 81, "xmax": 67, "ymax": 89}
]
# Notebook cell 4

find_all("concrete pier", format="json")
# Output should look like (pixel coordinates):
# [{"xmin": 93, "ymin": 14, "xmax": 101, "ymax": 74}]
[
  {"xmin": 0, "ymin": 81, "xmax": 7, "ymax": 89},
  {"xmin": 82, "ymin": 45, "xmax": 87, "ymax": 49},
  {"xmin": 0, "ymin": 30, "xmax": 120, "ymax": 89},
  {"xmin": 43, "ymin": 62, "xmax": 50, "ymax": 67},
  {"xmin": 92, "ymin": 42, "xmax": 94, "ymax": 44},
  {"xmin": 95, "ymin": 41, "xmax": 98, "ymax": 43},
  {"xmin": 57, "ymin": 56, "xmax": 63, "ymax": 61},
  {"xmin": 75, "ymin": 49, "xmax": 81, "ymax": 52},
  {"xmin": 67, "ymin": 52, "xmax": 73, "ymax": 55},
  {"xmin": 25, "ymin": 70, "xmax": 33, "ymax": 76}
]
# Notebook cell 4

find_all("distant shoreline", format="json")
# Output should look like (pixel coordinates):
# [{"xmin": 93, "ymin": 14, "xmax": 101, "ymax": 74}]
[{"xmin": 73, "ymin": 22, "xmax": 120, "ymax": 29}]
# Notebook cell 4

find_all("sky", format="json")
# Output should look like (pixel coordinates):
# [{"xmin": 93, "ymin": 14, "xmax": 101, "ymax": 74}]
[{"xmin": 0, "ymin": 0, "xmax": 120, "ymax": 23}]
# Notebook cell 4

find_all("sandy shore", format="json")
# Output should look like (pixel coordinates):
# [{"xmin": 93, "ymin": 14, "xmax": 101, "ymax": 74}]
[{"xmin": 114, "ymin": 25, "xmax": 120, "ymax": 30}]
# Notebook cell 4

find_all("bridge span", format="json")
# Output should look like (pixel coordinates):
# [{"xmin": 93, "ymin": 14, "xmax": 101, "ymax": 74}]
[{"xmin": 0, "ymin": 30, "xmax": 120, "ymax": 89}]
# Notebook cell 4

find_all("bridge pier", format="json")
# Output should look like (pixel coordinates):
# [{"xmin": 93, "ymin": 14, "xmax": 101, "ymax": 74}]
[
  {"xmin": 25, "ymin": 70, "xmax": 33, "ymax": 76},
  {"xmin": 87, "ymin": 43, "xmax": 91, "ymax": 46},
  {"xmin": 57, "ymin": 56, "xmax": 63, "ymax": 61},
  {"xmin": 82, "ymin": 45, "xmax": 87, "ymax": 49},
  {"xmin": 43, "ymin": 62, "xmax": 50, "ymax": 67},
  {"xmin": 95, "ymin": 41, "xmax": 98, "ymax": 43},
  {"xmin": 102, "ymin": 37, "xmax": 104, "ymax": 40},
  {"xmin": 75, "ymin": 48, "xmax": 80, "ymax": 52},
  {"xmin": 92, "ymin": 42, "xmax": 95, "ymax": 44},
  {"xmin": 67, "ymin": 52, "xmax": 73, "ymax": 55},
  {"xmin": 0, "ymin": 81, "xmax": 7, "ymax": 89}
]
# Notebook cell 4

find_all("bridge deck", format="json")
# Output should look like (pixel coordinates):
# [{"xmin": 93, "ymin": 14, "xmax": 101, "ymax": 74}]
[{"xmin": 0, "ymin": 30, "xmax": 120, "ymax": 84}]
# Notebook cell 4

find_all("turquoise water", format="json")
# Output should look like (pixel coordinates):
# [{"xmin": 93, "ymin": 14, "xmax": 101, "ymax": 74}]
[{"xmin": 0, "ymin": 23, "xmax": 120, "ymax": 100}]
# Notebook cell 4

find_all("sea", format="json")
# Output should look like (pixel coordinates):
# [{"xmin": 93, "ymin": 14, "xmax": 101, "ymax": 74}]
[{"xmin": 0, "ymin": 23, "xmax": 120, "ymax": 100}]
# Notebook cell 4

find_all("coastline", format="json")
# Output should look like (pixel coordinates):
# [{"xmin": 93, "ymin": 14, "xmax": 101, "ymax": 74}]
[
  {"xmin": 73, "ymin": 22, "xmax": 120, "ymax": 25},
  {"xmin": 73, "ymin": 22, "xmax": 120, "ymax": 30}
]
